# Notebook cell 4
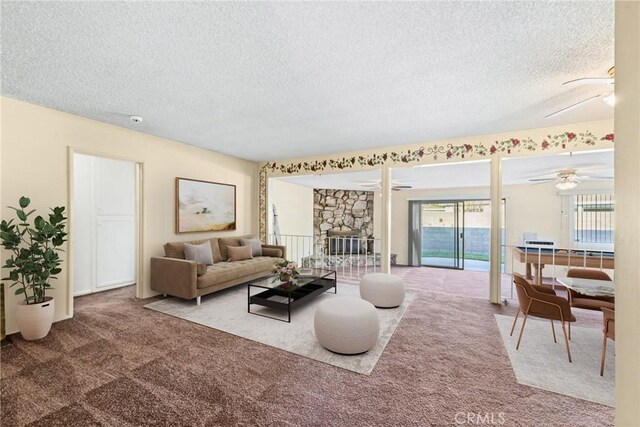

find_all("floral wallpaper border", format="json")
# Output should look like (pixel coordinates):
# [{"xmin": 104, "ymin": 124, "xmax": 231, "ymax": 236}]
[{"xmin": 259, "ymin": 131, "xmax": 614, "ymax": 241}]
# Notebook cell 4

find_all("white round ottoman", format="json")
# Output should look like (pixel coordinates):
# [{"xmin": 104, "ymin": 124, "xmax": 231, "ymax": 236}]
[
  {"xmin": 314, "ymin": 297, "xmax": 379, "ymax": 355},
  {"xmin": 359, "ymin": 273, "xmax": 405, "ymax": 308}
]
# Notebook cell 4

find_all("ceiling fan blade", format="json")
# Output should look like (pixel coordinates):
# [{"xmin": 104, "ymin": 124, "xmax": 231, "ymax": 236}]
[
  {"xmin": 392, "ymin": 185, "xmax": 412, "ymax": 189},
  {"xmin": 562, "ymin": 77, "xmax": 615, "ymax": 86},
  {"xmin": 579, "ymin": 175, "xmax": 614, "ymax": 180},
  {"xmin": 531, "ymin": 180, "xmax": 555, "ymax": 185},
  {"xmin": 545, "ymin": 94, "xmax": 603, "ymax": 119},
  {"xmin": 529, "ymin": 178, "xmax": 556, "ymax": 182}
]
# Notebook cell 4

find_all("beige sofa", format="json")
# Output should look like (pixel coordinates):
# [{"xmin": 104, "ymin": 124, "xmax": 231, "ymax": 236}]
[{"xmin": 150, "ymin": 235, "xmax": 285, "ymax": 305}]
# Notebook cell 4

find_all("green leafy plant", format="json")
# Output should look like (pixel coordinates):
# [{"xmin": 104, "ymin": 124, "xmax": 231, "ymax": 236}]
[{"xmin": 0, "ymin": 197, "xmax": 67, "ymax": 304}]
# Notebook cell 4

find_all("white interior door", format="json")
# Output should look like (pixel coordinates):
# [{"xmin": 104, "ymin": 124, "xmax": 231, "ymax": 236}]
[
  {"xmin": 96, "ymin": 217, "xmax": 135, "ymax": 288},
  {"xmin": 73, "ymin": 154, "xmax": 136, "ymax": 296}
]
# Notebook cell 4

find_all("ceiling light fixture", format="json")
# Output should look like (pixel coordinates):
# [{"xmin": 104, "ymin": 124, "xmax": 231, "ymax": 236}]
[
  {"xmin": 129, "ymin": 115, "xmax": 144, "ymax": 124},
  {"xmin": 602, "ymin": 92, "xmax": 615, "ymax": 107},
  {"xmin": 555, "ymin": 180, "xmax": 578, "ymax": 190}
]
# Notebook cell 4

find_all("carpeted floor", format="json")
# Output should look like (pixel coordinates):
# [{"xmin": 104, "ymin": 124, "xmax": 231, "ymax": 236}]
[
  {"xmin": 1, "ymin": 266, "xmax": 613, "ymax": 426},
  {"xmin": 144, "ymin": 284, "xmax": 415, "ymax": 375}
]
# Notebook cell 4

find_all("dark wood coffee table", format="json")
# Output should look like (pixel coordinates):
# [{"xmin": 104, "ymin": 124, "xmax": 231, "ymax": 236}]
[{"xmin": 247, "ymin": 269, "xmax": 337, "ymax": 322}]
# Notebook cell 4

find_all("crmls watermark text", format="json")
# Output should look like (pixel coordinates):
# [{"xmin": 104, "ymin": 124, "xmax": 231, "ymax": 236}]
[{"xmin": 454, "ymin": 412, "xmax": 506, "ymax": 425}]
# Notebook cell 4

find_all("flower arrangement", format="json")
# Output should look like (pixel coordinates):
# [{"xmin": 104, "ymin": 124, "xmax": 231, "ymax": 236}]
[{"xmin": 273, "ymin": 260, "xmax": 299, "ymax": 283}]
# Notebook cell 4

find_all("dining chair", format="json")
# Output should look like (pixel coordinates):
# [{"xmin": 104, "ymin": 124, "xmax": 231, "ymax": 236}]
[
  {"xmin": 566, "ymin": 268, "xmax": 615, "ymax": 310},
  {"xmin": 510, "ymin": 273, "xmax": 576, "ymax": 362},
  {"xmin": 600, "ymin": 307, "xmax": 615, "ymax": 376},
  {"xmin": 566, "ymin": 268, "xmax": 615, "ymax": 340}
]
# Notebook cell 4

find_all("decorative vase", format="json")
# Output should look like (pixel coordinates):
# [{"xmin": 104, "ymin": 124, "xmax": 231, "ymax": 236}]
[
  {"xmin": 279, "ymin": 273, "xmax": 291, "ymax": 283},
  {"xmin": 15, "ymin": 297, "xmax": 54, "ymax": 340}
]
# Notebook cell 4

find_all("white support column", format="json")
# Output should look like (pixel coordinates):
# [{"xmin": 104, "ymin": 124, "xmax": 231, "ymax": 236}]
[
  {"xmin": 381, "ymin": 165, "xmax": 392, "ymax": 274},
  {"xmin": 489, "ymin": 157, "xmax": 503, "ymax": 304},
  {"xmin": 615, "ymin": 1, "xmax": 640, "ymax": 423}
]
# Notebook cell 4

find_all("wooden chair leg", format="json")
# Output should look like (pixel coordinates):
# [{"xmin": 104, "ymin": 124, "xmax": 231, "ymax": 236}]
[
  {"xmin": 516, "ymin": 312, "xmax": 529, "ymax": 350},
  {"xmin": 550, "ymin": 319, "xmax": 557, "ymax": 343},
  {"xmin": 510, "ymin": 310, "xmax": 520, "ymax": 337},
  {"xmin": 561, "ymin": 321, "xmax": 572, "ymax": 363},
  {"xmin": 600, "ymin": 335, "xmax": 608, "ymax": 376}
]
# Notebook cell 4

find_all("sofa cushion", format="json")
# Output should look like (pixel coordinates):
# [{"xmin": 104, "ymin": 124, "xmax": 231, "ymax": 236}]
[
  {"xmin": 219, "ymin": 235, "xmax": 255, "ymax": 260},
  {"xmin": 241, "ymin": 237, "xmax": 263, "ymax": 257},
  {"xmin": 196, "ymin": 263, "xmax": 208, "ymax": 276},
  {"xmin": 196, "ymin": 257, "xmax": 282, "ymax": 289},
  {"xmin": 184, "ymin": 242, "xmax": 214, "ymax": 265},
  {"xmin": 251, "ymin": 256, "xmax": 280, "ymax": 272},
  {"xmin": 262, "ymin": 247, "xmax": 283, "ymax": 258},
  {"xmin": 164, "ymin": 238, "xmax": 223, "ymax": 263},
  {"xmin": 227, "ymin": 245, "xmax": 253, "ymax": 262}
]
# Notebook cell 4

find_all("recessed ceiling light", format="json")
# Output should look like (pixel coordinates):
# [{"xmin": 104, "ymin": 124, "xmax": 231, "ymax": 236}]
[{"xmin": 129, "ymin": 115, "xmax": 144, "ymax": 124}]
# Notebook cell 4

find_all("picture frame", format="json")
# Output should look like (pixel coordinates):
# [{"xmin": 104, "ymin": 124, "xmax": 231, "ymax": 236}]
[{"xmin": 175, "ymin": 177, "xmax": 236, "ymax": 233}]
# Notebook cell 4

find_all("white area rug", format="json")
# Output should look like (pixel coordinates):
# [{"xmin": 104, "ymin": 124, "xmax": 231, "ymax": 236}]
[
  {"xmin": 495, "ymin": 314, "xmax": 614, "ymax": 407},
  {"xmin": 145, "ymin": 283, "xmax": 414, "ymax": 375}
]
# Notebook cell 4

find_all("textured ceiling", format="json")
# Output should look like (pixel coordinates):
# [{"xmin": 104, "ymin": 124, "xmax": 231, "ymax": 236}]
[
  {"xmin": 1, "ymin": 1, "xmax": 614, "ymax": 162},
  {"xmin": 279, "ymin": 150, "xmax": 614, "ymax": 190}
]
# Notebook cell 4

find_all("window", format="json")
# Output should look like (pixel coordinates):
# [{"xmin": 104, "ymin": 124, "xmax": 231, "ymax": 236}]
[{"xmin": 573, "ymin": 194, "xmax": 615, "ymax": 244}]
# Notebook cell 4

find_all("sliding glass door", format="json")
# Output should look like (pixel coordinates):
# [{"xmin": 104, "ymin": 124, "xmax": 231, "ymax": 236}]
[
  {"xmin": 407, "ymin": 199, "xmax": 506, "ymax": 272},
  {"xmin": 421, "ymin": 202, "xmax": 464, "ymax": 269}
]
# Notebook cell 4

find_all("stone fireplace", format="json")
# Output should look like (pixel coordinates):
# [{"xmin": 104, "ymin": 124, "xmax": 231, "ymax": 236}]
[{"xmin": 313, "ymin": 189, "xmax": 374, "ymax": 255}]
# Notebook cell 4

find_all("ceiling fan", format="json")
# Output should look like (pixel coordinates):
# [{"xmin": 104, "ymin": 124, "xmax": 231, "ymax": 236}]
[
  {"xmin": 356, "ymin": 180, "xmax": 413, "ymax": 191},
  {"xmin": 529, "ymin": 168, "xmax": 613, "ymax": 190},
  {"xmin": 545, "ymin": 66, "xmax": 615, "ymax": 119}
]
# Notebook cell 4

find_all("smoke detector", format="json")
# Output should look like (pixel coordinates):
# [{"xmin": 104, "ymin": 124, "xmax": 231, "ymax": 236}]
[{"xmin": 129, "ymin": 115, "xmax": 144, "ymax": 124}]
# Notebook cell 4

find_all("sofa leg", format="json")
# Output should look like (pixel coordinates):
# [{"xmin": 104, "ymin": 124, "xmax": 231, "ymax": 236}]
[{"xmin": 196, "ymin": 296, "xmax": 201, "ymax": 306}]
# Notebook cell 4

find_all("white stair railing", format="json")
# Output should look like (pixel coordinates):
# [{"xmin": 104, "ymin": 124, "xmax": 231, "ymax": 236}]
[{"xmin": 267, "ymin": 234, "xmax": 384, "ymax": 280}]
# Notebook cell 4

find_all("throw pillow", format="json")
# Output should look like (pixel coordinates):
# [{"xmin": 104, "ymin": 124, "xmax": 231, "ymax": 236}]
[
  {"xmin": 184, "ymin": 242, "xmax": 214, "ymax": 265},
  {"xmin": 262, "ymin": 247, "xmax": 283, "ymax": 258},
  {"xmin": 240, "ymin": 237, "xmax": 263, "ymax": 257},
  {"xmin": 227, "ymin": 245, "xmax": 253, "ymax": 262}
]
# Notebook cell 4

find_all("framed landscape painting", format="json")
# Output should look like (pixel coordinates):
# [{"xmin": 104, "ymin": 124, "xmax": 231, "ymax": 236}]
[{"xmin": 175, "ymin": 178, "xmax": 236, "ymax": 233}]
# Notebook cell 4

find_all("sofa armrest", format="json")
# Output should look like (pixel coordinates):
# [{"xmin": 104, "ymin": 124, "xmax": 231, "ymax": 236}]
[
  {"xmin": 150, "ymin": 257, "xmax": 197, "ymax": 299},
  {"xmin": 261, "ymin": 244, "xmax": 286, "ymax": 259}
]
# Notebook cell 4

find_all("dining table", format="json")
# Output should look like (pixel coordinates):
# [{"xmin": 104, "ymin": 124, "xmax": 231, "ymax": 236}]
[{"xmin": 556, "ymin": 277, "xmax": 615, "ymax": 298}]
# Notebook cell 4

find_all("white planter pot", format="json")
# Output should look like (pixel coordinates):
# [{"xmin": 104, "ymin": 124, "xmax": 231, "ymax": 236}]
[{"xmin": 15, "ymin": 297, "xmax": 54, "ymax": 340}]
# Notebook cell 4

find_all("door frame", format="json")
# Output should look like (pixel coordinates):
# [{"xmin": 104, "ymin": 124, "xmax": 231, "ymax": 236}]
[
  {"xmin": 417, "ymin": 198, "xmax": 507, "ymax": 271},
  {"xmin": 67, "ymin": 147, "xmax": 145, "ymax": 318}
]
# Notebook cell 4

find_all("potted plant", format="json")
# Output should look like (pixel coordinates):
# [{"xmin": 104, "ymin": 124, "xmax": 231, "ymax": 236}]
[
  {"xmin": 272, "ymin": 259, "xmax": 300, "ymax": 284},
  {"xmin": 0, "ymin": 197, "xmax": 67, "ymax": 340}
]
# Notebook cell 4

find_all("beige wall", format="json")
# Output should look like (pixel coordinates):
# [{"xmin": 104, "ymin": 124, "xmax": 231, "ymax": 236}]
[
  {"xmin": 614, "ymin": 1, "xmax": 640, "ymax": 424},
  {"xmin": 267, "ymin": 178, "xmax": 313, "ymax": 236},
  {"xmin": 0, "ymin": 97, "xmax": 258, "ymax": 334}
]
